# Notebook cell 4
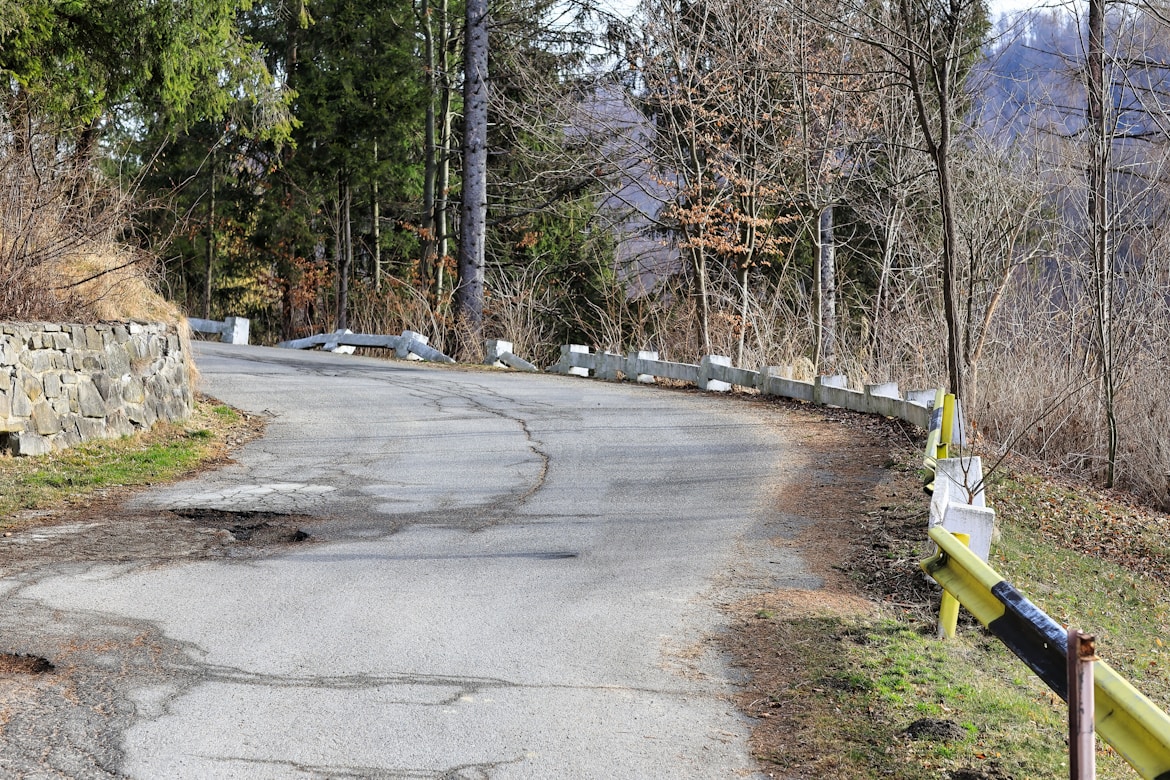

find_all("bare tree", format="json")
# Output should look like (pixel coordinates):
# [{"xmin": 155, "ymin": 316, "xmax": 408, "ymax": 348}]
[
  {"xmin": 827, "ymin": 0, "xmax": 991, "ymax": 400},
  {"xmin": 417, "ymin": 0, "xmax": 459, "ymax": 303},
  {"xmin": 782, "ymin": 0, "xmax": 881, "ymax": 372},
  {"xmin": 636, "ymin": 0, "xmax": 799, "ymax": 361}
]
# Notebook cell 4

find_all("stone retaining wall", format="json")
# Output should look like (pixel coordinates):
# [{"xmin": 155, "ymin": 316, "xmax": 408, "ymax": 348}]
[{"xmin": 0, "ymin": 322, "xmax": 193, "ymax": 456}]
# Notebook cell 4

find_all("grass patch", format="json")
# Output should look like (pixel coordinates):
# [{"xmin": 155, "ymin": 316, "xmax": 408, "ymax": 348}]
[
  {"xmin": 989, "ymin": 472, "xmax": 1170, "ymax": 708},
  {"xmin": 0, "ymin": 397, "xmax": 257, "ymax": 525},
  {"xmin": 758, "ymin": 613, "xmax": 1073, "ymax": 778},
  {"xmin": 210, "ymin": 404, "xmax": 239, "ymax": 421}
]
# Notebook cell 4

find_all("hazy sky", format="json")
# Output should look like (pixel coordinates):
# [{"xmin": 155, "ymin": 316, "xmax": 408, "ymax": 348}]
[
  {"xmin": 599, "ymin": 0, "xmax": 1059, "ymax": 23},
  {"xmin": 991, "ymin": 0, "xmax": 1052, "ymax": 19}
]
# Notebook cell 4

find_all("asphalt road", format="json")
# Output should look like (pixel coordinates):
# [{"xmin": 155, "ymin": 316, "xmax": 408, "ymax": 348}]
[{"xmin": 11, "ymin": 342, "xmax": 821, "ymax": 779}]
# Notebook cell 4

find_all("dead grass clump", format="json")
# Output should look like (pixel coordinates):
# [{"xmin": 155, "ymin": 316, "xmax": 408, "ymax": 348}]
[
  {"xmin": 52, "ymin": 252, "xmax": 181, "ymax": 324},
  {"xmin": 0, "ymin": 113, "xmax": 176, "ymax": 325}
]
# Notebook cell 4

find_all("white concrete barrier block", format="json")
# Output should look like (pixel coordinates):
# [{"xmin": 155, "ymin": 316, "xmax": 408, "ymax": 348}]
[
  {"xmin": 891, "ymin": 399, "xmax": 929, "ymax": 429},
  {"xmin": 698, "ymin": 355, "xmax": 732, "ymax": 392},
  {"xmin": 484, "ymin": 339, "xmax": 513, "ymax": 366},
  {"xmin": 906, "ymin": 389, "xmax": 938, "ymax": 407},
  {"xmin": 628, "ymin": 351, "xmax": 658, "ymax": 384},
  {"xmin": 398, "ymin": 330, "xmax": 428, "ymax": 360},
  {"xmin": 223, "ymin": 316, "xmax": 250, "ymax": 345},
  {"xmin": 951, "ymin": 398, "xmax": 968, "ymax": 449},
  {"xmin": 866, "ymin": 381, "xmax": 900, "ymax": 399},
  {"xmin": 950, "ymin": 456, "xmax": 985, "ymax": 507},
  {"xmin": 930, "ymin": 456, "xmax": 987, "ymax": 527},
  {"xmin": 941, "ymin": 503, "xmax": 996, "ymax": 562},
  {"xmin": 864, "ymin": 383, "xmax": 901, "ymax": 417},
  {"xmin": 567, "ymin": 344, "xmax": 590, "ymax": 377}
]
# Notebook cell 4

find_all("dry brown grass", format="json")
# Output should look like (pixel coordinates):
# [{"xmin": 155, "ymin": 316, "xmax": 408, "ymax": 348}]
[
  {"xmin": 52, "ymin": 251, "xmax": 180, "ymax": 324},
  {"xmin": 0, "ymin": 112, "xmax": 177, "ymax": 326}
]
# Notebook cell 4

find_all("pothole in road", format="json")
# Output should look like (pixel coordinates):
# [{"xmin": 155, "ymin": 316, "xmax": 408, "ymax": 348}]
[
  {"xmin": 172, "ymin": 509, "xmax": 312, "ymax": 545},
  {"xmin": 0, "ymin": 653, "xmax": 54, "ymax": 675}
]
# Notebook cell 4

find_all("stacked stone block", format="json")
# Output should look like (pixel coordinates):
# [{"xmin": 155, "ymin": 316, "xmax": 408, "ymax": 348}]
[{"xmin": 0, "ymin": 322, "xmax": 193, "ymax": 456}]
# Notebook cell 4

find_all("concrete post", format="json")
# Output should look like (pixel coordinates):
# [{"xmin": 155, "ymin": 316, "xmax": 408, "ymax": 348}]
[
  {"xmin": 324, "ymin": 329, "xmax": 356, "ymax": 354},
  {"xmin": 222, "ymin": 316, "xmax": 250, "ymax": 345},
  {"xmin": 565, "ymin": 344, "xmax": 590, "ymax": 377},
  {"xmin": 397, "ymin": 330, "xmax": 428, "ymax": 361},
  {"xmin": 929, "ymin": 456, "xmax": 994, "ymax": 562},
  {"xmin": 813, "ymin": 374, "xmax": 848, "ymax": 405},
  {"xmin": 484, "ymin": 339, "xmax": 512, "ymax": 366},
  {"xmin": 698, "ymin": 355, "xmax": 732, "ymax": 392},
  {"xmin": 906, "ymin": 389, "xmax": 938, "ymax": 407},
  {"xmin": 865, "ymin": 381, "xmax": 900, "ymax": 398},
  {"xmin": 865, "ymin": 382, "xmax": 901, "ymax": 417},
  {"xmin": 626, "ymin": 351, "xmax": 658, "ymax": 384}
]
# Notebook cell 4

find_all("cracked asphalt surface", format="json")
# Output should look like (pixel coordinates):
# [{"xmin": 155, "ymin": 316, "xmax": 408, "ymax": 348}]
[{"xmin": 0, "ymin": 342, "xmax": 825, "ymax": 778}]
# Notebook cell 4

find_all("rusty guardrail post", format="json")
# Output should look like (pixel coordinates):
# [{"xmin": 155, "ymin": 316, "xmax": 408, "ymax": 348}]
[{"xmin": 1069, "ymin": 629, "xmax": 1097, "ymax": 780}]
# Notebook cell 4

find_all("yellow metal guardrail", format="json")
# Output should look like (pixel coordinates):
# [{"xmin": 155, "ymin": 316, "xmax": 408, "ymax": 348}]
[{"xmin": 922, "ymin": 526, "xmax": 1170, "ymax": 780}]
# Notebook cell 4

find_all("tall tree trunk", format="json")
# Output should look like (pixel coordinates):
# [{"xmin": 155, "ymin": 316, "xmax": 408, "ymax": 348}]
[
  {"xmin": 334, "ymin": 178, "xmax": 352, "ymax": 332},
  {"xmin": 456, "ymin": 0, "xmax": 489, "ymax": 339},
  {"xmin": 373, "ymin": 140, "xmax": 382, "ymax": 291},
  {"xmin": 736, "ymin": 265, "xmax": 749, "ymax": 366},
  {"xmin": 813, "ymin": 216, "xmax": 823, "ymax": 371},
  {"xmin": 343, "ymin": 180, "xmax": 353, "ymax": 330},
  {"xmin": 900, "ymin": 0, "xmax": 965, "ymax": 401},
  {"xmin": 203, "ymin": 146, "xmax": 216, "ymax": 320},
  {"xmin": 279, "ymin": 0, "xmax": 305, "ymax": 342},
  {"xmin": 690, "ymin": 243, "xmax": 712, "ymax": 355},
  {"xmin": 936, "ymin": 143, "xmax": 965, "ymax": 402},
  {"xmin": 6, "ymin": 86, "xmax": 30, "ymax": 159},
  {"xmin": 420, "ymin": 0, "xmax": 439, "ymax": 291},
  {"xmin": 1087, "ymin": 0, "xmax": 1117, "ymax": 487},
  {"xmin": 435, "ymin": 0, "xmax": 453, "ymax": 301},
  {"xmin": 71, "ymin": 118, "xmax": 101, "ymax": 181},
  {"xmin": 332, "ymin": 192, "xmax": 342, "ymax": 330},
  {"xmin": 285, "ymin": 0, "xmax": 304, "ymax": 71},
  {"xmin": 689, "ymin": 145, "xmax": 712, "ymax": 354},
  {"xmin": 819, "ymin": 204, "xmax": 837, "ymax": 371},
  {"xmin": 869, "ymin": 204, "xmax": 900, "ymax": 358}
]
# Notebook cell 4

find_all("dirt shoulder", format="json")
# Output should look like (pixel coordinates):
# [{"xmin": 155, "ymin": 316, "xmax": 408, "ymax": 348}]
[{"xmin": 724, "ymin": 399, "xmax": 935, "ymax": 778}]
